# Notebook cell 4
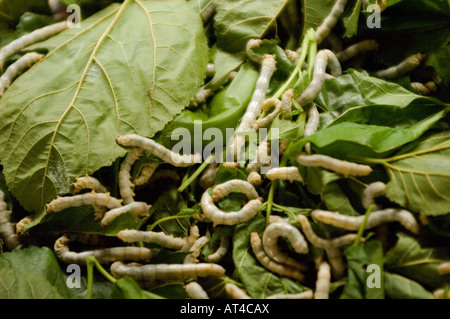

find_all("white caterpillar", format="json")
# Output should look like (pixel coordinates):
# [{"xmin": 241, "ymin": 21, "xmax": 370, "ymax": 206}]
[
  {"xmin": 303, "ymin": 103, "xmax": 320, "ymax": 153},
  {"xmin": 311, "ymin": 208, "xmax": 420, "ymax": 234},
  {"xmin": 212, "ymin": 179, "xmax": 259, "ymax": 202},
  {"xmin": 181, "ymin": 225, "xmax": 201, "ymax": 252},
  {"xmin": 265, "ymin": 167, "xmax": 303, "ymax": 182},
  {"xmin": 15, "ymin": 215, "xmax": 33, "ymax": 234},
  {"xmin": 100, "ymin": 202, "xmax": 151, "ymax": 228},
  {"xmin": 295, "ymin": 154, "xmax": 373, "ymax": 177},
  {"xmin": 190, "ymin": 86, "xmax": 215, "ymax": 107},
  {"xmin": 225, "ymin": 283, "xmax": 251, "ymax": 299},
  {"xmin": 374, "ymin": 53, "xmax": 426, "ymax": 80},
  {"xmin": 314, "ymin": 262, "xmax": 331, "ymax": 299},
  {"xmin": 253, "ymin": 88, "xmax": 294, "ymax": 130},
  {"xmin": 184, "ymin": 236, "xmax": 209, "ymax": 264},
  {"xmin": 361, "ymin": 181, "xmax": 386, "ymax": 210},
  {"xmin": 0, "ymin": 191, "xmax": 21, "ymax": 250},
  {"xmin": 295, "ymin": 50, "xmax": 342, "ymax": 107},
  {"xmin": 250, "ymin": 232, "xmax": 305, "ymax": 282},
  {"xmin": 266, "ymin": 290, "xmax": 314, "ymax": 299},
  {"xmin": 437, "ymin": 262, "xmax": 450, "ymax": 275},
  {"xmin": 296, "ymin": 214, "xmax": 359, "ymax": 249},
  {"xmin": 229, "ymin": 54, "xmax": 277, "ymax": 160},
  {"xmin": 117, "ymin": 229, "xmax": 186, "ymax": 250},
  {"xmin": 134, "ymin": 163, "xmax": 159, "ymax": 186},
  {"xmin": 410, "ymin": 81, "xmax": 438, "ymax": 96},
  {"xmin": 116, "ymin": 134, "xmax": 201, "ymax": 167},
  {"xmin": 0, "ymin": 52, "xmax": 45, "ymax": 97},
  {"xmin": 199, "ymin": 162, "xmax": 219, "ymax": 190},
  {"xmin": 247, "ymin": 138, "xmax": 271, "ymax": 173},
  {"xmin": 315, "ymin": 0, "xmax": 349, "ymax": 46},
  {"xmin": 247, "ymin": 171, "xmax": 262, "ymax": 186},
  {"xmin": 46, "ymin": 192, "xmax": 123, "ymax": 214},
  {"xmin": 246, "ymin": 39, "xmax": 264, "ymax": 63},
  {"xmin": 54, "ymin": 235, "xmax": 154, "ymax": 265},
  {"xmin": 110, "ymin": 261, "xmax": 225, "ymax": 282},
  {"xmin": 0, "ymin": 21, "xmax": 68, "ymax": 71},
  {"xmin": 206, "ymin": 236, "xmax": 230, "ymax": 263},
  {"xmin": 73, "ymin": 175, "xmax": 107, "ymax": 194},
  {"xmin": 118, "ymin": 148, "xmax": 145, "ymax": 205},
  {"xmin": 185, "ymin": 281, "xmax": 210, "ymax": 299},
  {"xmin": 336, "ymin": 40, "xmax": 379, "ymax": 63}
]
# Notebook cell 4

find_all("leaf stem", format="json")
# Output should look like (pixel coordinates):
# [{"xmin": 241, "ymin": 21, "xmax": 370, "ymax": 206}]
[
  {"xmin": 86, "ymin": 256, "xmax": 117, "ymax": 299},
  {"xmin": 147, "ymin": 215, "xmax": 191, "ymax": 232},
  {"xmin": 354, "ymin": 204, "xmax": 374, "ymax": 246},
  {"xmin": 178, "ymin": 153, "xmax": 215, "ymax": 192}
]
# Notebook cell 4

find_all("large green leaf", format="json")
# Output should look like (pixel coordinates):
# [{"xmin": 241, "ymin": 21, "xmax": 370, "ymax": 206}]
[
  {"xmin": 0, "ymin": 0, "xmax": 208, "ymax": 213},
  {"xmin": 384, "ymin": 272, "xmax": 433, "ymax": 299},
  {"xmin": 302, "ymin": 0, "xmax": 337, "ymax": 36}
]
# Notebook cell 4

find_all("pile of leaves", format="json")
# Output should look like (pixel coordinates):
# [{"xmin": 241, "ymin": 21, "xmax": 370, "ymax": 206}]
[{"xmin": 0, "ymin": 0, "xmax": 449, "ymax": 299}]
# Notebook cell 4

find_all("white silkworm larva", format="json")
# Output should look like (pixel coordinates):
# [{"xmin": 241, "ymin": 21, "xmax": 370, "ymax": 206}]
[
  {"xmin": 222, "ymin": 162, "xmax": 240, "ymax": 168},
  {"xmin": 437, "ymin": 262, "xmax": 450, "ymax": 275},
  {"xmin": 303, "ymin": 103, "xmax": 320, "ymax": 153},
  {"xmin": 199, "ymin": 162, "xmax": 219, "ymax": 190},
  {"xmin": 0, "ymin": 22, "xmax": 68, "ymax": 70},
  {"xmin": 265, "ymin": 167, "xmax": 303, "ymax": 182},
  {"xmin": 324, "ymin": 247, "xmax": 346, "ymax": 279},
  {"xmin": 266, "ymin": 290, "xmax": 314, "ymax": 299},
  {"xmin": 314, "ymin": 262, "xmax": 331, "ymax": 299},
  {"xmin": 206, "ymin": 236, "xmax": 230, "ymax": 263},
  {"xmin": 311, "ymin": 208, "xmax": 420, "ymax": 234},
  {"xmin": 295, "ymin": 50, "xmax": 342, "ymax": 107},
  {"xmin": 189, "ymin": 86, "xmax": 215, "ymax": 107},
  {"xmin": 336, "ymin": 40, "xmax": 379, "ymax": 63},
  {"xmin": 295, "ymin": 154, "xmax": 373, "ymax": 178},
  {"xmin": 212, "ymin": 179, "xmax": 259, "ymax": 202},
  {"xmin": 252, "ymin": 98, "xmax": 282, "ymax": 130},
  {"xmin": 134, "ymin": 163, "xmax": 159, "ymax": 186},
  {"xmin": 110, "ymin": 261, "xmax": 225, "ymax": 282},
  {"xmin": 118, "ymin": 148, "xmax": 145, "ymax": 205},
  {"xmin": 46, "ymin": 192, "xmax": 123, "ymax": 213},
  {"xmin": 410, "ymin": 81, "xmax": 437, "ymax": 96},
  {"xmin": 225, "ymin": 283, "xmax": 251, "ymax": 299},
  {"xmin": 54, "ymin": 235, "xmax": 154, "ymax": 265},
  {"xmin": 180, "ymin": 225, "xmax": 201, "ymax": 251},
  {"xmin": 262, "ymin": 221, "xmax": 309, "ymax": 270},
  {"xmin": 0, "ymin": 52, "xmax": 45, "ymax": 97},
  {"xmin": 230, "ymin": 55, "xmax": 277, "ymax": 160},
  {"xmin": 100, "ymin": 202, "xmax": 150, "ymax": 228},
  {"xmin": 374, "ymin": 53, "xmax": 426, "ymax": 80},
  {"xmin": 247, "ymin": 171, "xmax": 262, "ymax": 186},
  {"xmin": 250, "ymin": 232, "xmax": 305, "ymax": 282},
  {"xmin": 361, "ymin": 181, "xmax": 386, "ymax": 210},
  {"xmin": 116, "ymin": 134, "xmax": 201, "ymax": 167},
  {"xmin": 296, "ymin": 215, "xmax": 359, "ymax": 249},
  {"xmin": 184, "ymin": 236, "xmax": 209, "ymax": 264},
  {"xmin": 73, "ymin": 175, "xmax": 107, "ymax": 194},
  {"xmin": 15, "ymin": 215, "xmax": 33, "ymax": 234},
  {"xmin": 247, "ymin": 138, "xmax": 271, "ymax": 173},
  {"xmin": 246, "ymin": 39, "xmax": 264, "ymax": 63},
  {"xmin": 185, "ymin": 281, "xmax": 210, "ymax": 299},
  {"xmin": 117, "ymin": 229, "xmax": 186, "ymax": 250},
  {"xmin": 0, "ymin": 191, "xmax": 21, "ymax": 250},
  {"xmin": 315, "ymin": 0, "xmax": 348, "ymax": 46}
]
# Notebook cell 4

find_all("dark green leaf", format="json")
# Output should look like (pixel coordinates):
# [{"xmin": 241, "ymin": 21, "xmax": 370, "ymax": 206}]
[{"xmin": 384, "ymin": 272, "xmax": 433, "ymax": 299}]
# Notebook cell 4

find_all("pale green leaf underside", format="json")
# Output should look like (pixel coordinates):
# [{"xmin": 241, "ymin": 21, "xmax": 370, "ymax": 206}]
[
  {"xmin": 0, "ymin": 0, "xmax": 208, "ymax": 212},
  {"xmin": 302, "ymin": 0, "xmax": 336, "ymax": 35}
]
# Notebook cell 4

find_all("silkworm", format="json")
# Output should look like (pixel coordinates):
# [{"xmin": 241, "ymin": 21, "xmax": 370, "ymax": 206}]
[
  {"xmin": 201, "ymin": 190, "xmax": 262, "ymax": 226},
  {"xmin": 199, "ymin": 162, "xmax": 219, "ymax": 190},
  {"xmin": 247, "ymin": 138, "xmax": 271, "ymax": 173},
  {"xmin": 181, "ymin": 225, "xmax": 201, "ymax": 251},
  {"xmin": 200, "ymin": 0, "xmax": 217, "ymax": 23},
  {"xmin": 212, "ymin": 179, "xmax": 259, "ymax": 202},
  {"xmin": 295, "ymin": 50, "xmax": 342, "ymax": 107},
  {"xmin": 336, "ymin": 40, "xmax": 379, "ymax": 63},
  {"xmin": 247, "ymin": 171, "xmax": 262, "ymax": 186},
  {"xmin": 262, "ymin": 221, "xmax": 309, "ymax": 270},
  {"xmin": 54, "ymin": 235, "xmax": 154, "ymax": 265},
  {"xmin": 0, "ymin": 21, "xmax": 67, "ymax": 71},
  {"xmin": 110, "ymin": 261, "xmax": 226, "ymax": 282},
  {"xmin": 206, "ymin": 236, "xmax": 230, "ymax": 263},
  {"xmin": 246, "ymin": 39, "xmax": 264, "ymax": 63},
  {"xmin": 410, "ymin": 81, "xmax": 438, "ymax": 96},
  {"xmin": 73, "ymin": 175, "xmax": 107, "ymax": 194},
  {"xmin": 185, "ymin": 281, "xmax": 210, "ymax": 299},
  {"xmin": 184, "ymin": 236, "xmax": 209, "ymax": 264},
  {"xmin": 0, "ymin": 52, "xmax": 45, "ymax": 97},
  {"xmin": 118, "ymin": 148, "xmax": 145, "ymax": 205},
  {"xmin": 295, "ymin": 154, "xmax": 373, "ymax": 177},
  {"xmin": 229, "ymin": 55, "xmax": 277, "ymax": 160},
  {"xmin": 15, "ymin": 215, "xmax": 33, "ymax": 234},
  {"xmin": 438, "ymin": 262, "xmax": 450, "ymax": 275},
  {"xmin": 252, "ymin": 98, "xmax": 282, "ymax": 130},
  {"xmin": 303, "ymin": 104, "xmax": 320, "ymax": 153},
  {"xmin": 311, "ymin": 208, "xmax": 420, "ymax": 234},
  {"xmin": 116, "ymin": 134, "xmax": 201, "ymax": 167},
  {"xmin": 190, "ymin": 86, "xmax": 215, "ymax": 107},
  {"xmin": 266, "ymin": 290, "xmax": 314, "ymax": 299},
  {"xmin": 134, "ymin": 163, "xmax": 159, "ymax": 186},
  {"xmin": 296, "ymin": 215, "xmax": 359, "ymax": 249},
  {"xmin": 375, "ymin": 53, "xmax": 426, "ymax": 80},
  {"xmin": 223, "ymin": 162, "xmax": 240, "ymax": 168},
  {"xmin": 117, "ymin": 229, "xmax": 186, "ymax": 250},
  {"xmin": 324, "ymin": 247, "xmax": 346, "ymax": 279},
  {"xmin": 250, "ymin": 232, "xmax": 305, "ymax": 282},
  {"xmin": 315, "ymin": 0, "xmax": 348, "ymax": 46},
  {"xmin": 0, "ymin": 191, "xmax": 21, "ymax": 251},
  {"xmin": 361, "ymin": 181, "xmax": 386, "ymax": 210},
  {"xmin": 100, "ymin": 202, "xmax": 151, "ymax": 228},
  {"xmin": 314, "ymin": 262, "xmax": 331, "ymax": 299},
  {"xmin": 433, "ymin": 288, "xmax": 450, "ymax": 299},
  {"xmin": 265, "ymin": 167, "xmax": 303, "ymax": 182},
  {"xmin": 225, "ymin": 283, "xmax": 251, "ymax": 299},
  {"xmin": 46, "ymin": 192, "xmax": 123, "ymax": 213}
]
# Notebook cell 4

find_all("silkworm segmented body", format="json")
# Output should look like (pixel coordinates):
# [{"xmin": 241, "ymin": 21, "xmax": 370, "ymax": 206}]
[
  {"xmin": 247, "ymin": 171, "xmax": 262, "ymax": 186},
  {"xmin": 0, "ymin": 21, "xmax": 67, "ymax": 70},
  {"xmin": 190, "ymin": 86, "xmax": 215, "ymax": 107},
  {"xmin": 252, "ymin": 98, "xmax": 282, "ymax": 130},
  {"xmin": 0, "ymin": 191, "xmax": 21, "ymax": 250},
  {"xmin": 16, "ymin": 215, "xmax": 33, "ymax": 234},
  {"xmin": 265, "ymin": 167, "xmax": 303, "ymax": 183},
  {"xmin": 304, "ymin": 104, "xmax": 320, "ymax": 153},
  {"xmin": 73, "ymin": 175, "xmax": 107, "ymax": 194},
  {"xmin": 410, "ymin": 81, "xmax": 438, "ymax": 96},
  {"xmin": 295, "ymin": 154, "xmax": 373, "ymax": 177},
  {"xmin": 247, "ymin": 138, "xmax": 271, "ymax": 173},
  {"xmin": 314, "ymin": 262, "xmax": 331, "ymax": 299},
  {"xmin": 0, "ymin": 52, "xmax": 45, "ymax": 97},
  {"xmin": 311, "ymin": 208, "xmax": 420, "ymax": 234},
  {"xmin": 315, "ymin": 0, "xmax": 349, "ymax": 45},
  {"xmin": 230, "ymin": 55, "xmax": 277, "ymax": 160},
  {"xmin": 46, "ymin": 192, "xmax": 123, "ymax": 213},
  {"xmin": 266, "ymin": 290, "xmax": 313, "ymax": 299},
  {"xmin": 250, "ymin": 232, "xmax": 305, "ymax": 282},
  {"xmin": 101, "ymin": 202, "xmax": 151, "ymax": 228},
  {"xmin": 206, "ymin": 236, "xmax": 230, "ymax": 263},
  {"xmin": 437, "ymin": 262, "xmax": 450, "ymax": 275},
  {"xmin": 296, "ymin": 215, "xmax": 359, "ymax": 249},
  {"xmin": 336, "ymin": 40, "xmax": 379, "ymax": 63},
  {"xmin": 116, "ymin": 134, "xmax": 201, "ymax": 167},
  {"xmin": 225, "ymin": 283, "xmax": 251, "ymax": 299},
  {"xmin": 118, "ymin": 148, "xmax": 145, "ymax": 205},
  {"xmin": 184, "ymin": 236, "xmax": 209, "ymax": 264},
  {"xmin": 117, "ymin": 229, "xmax": 186, "ymax": 250},
  {"xmin": 110, "ymin": 261, "xmax": 225, "ymax": 282},
  {"xmin": 134, "ymin": 163, "xmax": 159, "ymax": 186},
  {"xmin": 199, "ymin": 162, "xmax": 219, "ymax": 190},
  {"xmin": 54, "ymin": 235, "xmax": 154, "ymax": 265},
  {"xmin": 181, "ymin": 225, "xmax": 201, "ymax": 251},
  {"xmin": 374, "ymin": 53, "xmax": 426, "ymax": 80},
  {"xmin": 361, "ymin": 181, "xmax": 386, "ymax": 210},
  {"xmin": 246, "ymin": 39, "xmax": 264, "ymax": 63},
  {"xmin": 212, "ymin": 179, "xmax": 259, "ymax": 202},
  {"xmin": 185, "ymin": 281, "xmax": 210, "ymax": 299}
]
